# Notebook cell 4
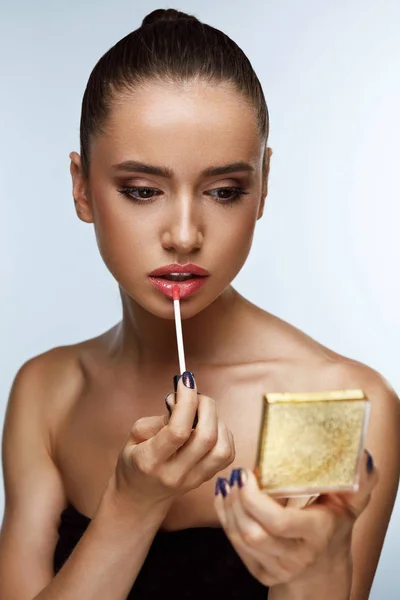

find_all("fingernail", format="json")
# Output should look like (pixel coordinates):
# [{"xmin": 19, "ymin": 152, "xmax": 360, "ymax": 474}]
[
  {"xmin": 174, "ymin": 374, "xmax": 198, "ymax": 428},
  {"xmin": 182, "ymin": 371, "xmax": 195, "ymax": 389},
  {"xmin": 240, "ymin": 469, "xmax": 248, "ymax": 486},
  {"xmin": 216, "ymin": 477, "xmax": 229, "ymax": 498},
  {"xmin": 229, "ymin": 469, "xmax": 241, "ymax": 488},
  {"xmin": 192, "ymin": 412, "xmax": 198, "ymax": 429},
  {"xmin": 365, "ymin": 450, "xmax": 374, "ymax": 473},
  {"xmin": 215, "ymin": 479, "xmax": 221, "ymax": 496},
  {"xmin": 174, "ymin": 374, "xmax": 200, "ymax": 394},
  {"xmin": 164, "ymin": 393, "xmax": 173, "ymax": 416},
  {"xmin": 229, "ymin": 468, "xmax": 246, "ymax": 488}
]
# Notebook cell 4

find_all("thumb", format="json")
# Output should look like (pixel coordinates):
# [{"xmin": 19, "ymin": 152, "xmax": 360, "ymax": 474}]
[{"xmin": 129, "ymin": 415, "xmax": 168, "ymax": 445}]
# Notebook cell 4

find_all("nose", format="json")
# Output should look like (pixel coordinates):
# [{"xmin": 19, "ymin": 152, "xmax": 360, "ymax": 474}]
[{"xmin": 160, "ymin": 196, "xmax": 203, "ymax": 255}]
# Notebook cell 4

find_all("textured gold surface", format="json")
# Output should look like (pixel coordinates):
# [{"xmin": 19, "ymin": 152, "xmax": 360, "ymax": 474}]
[
  {"xmin": 266, "ymin": 390, "xmax": 366, "ymax": 403},
  {"xmin": 255, "ymin": 390, "xmax": 369, "ymax": 496}
]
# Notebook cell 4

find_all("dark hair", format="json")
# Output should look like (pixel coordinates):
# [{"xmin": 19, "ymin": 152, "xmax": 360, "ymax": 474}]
[{"xmin": 79, "ymin": 8, "xmax": 269, "ymax": 180}]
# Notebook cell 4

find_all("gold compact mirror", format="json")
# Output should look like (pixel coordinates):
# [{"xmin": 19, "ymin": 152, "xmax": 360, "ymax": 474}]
[{"xmin": 254, "ymin": 390, "xmax": 370, "ymax": 497}]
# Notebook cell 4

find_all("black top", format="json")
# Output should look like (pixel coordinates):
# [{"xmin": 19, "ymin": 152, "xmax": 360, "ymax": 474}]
[{"xmin": 54, "ymin": 503, "xmax": 269, "ymax": 599}]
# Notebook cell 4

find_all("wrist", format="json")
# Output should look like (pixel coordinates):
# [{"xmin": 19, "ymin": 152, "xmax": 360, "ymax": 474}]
[{"xmin": 98, "ymin": 471, "xmax": 172, "ymax": 528}]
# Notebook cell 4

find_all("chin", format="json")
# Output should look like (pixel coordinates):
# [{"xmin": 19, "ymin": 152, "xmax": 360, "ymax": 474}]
[{"xmin": 123, "ymin": 285, "xmax": 220, "ymax": 320}]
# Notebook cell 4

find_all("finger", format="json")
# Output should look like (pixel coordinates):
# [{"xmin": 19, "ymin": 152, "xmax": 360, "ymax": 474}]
[
  {"xmin": 146, "ymin": 374, "xmax": 200, "ymax": 462},
  {"xmin": 229, "ymin": 482, "xmax": 297, "ymax": 559},
  {"xmin": 216, "ymin": 479, "xmax": 296, "ymax": 586},
  {"xmin": 174, "ymin": 393, "xmax": 217, "ymax": 455},
  {"xmin": 173, "ymin": 370, "xmax": 199, "ymax": 428},
  {"xmin": 207, "ymin": 422, "xmax": 236, "ymax": 473},
  {"xmin": 214, "ymin": 477, "xmax": 231, "ymax": 528},
  {"xmin": 231, "ymin": 474, "xmax": 309, "ymax": 578},
  {"xmin": 184, "ymin": 418, "xmax": 235, "ymax": 486},
  {"xmin": 234, "ymin": 469, "xmax": 297, "ymax": 535},
  {"xmin": 164, "ymin": 392, "xmax": 175, "ymax": 417},
  {"xmin": 129, "ymin": 415, "xmax": 168, "ymax": 444},
  {"xmin": 232, "ymin": 472, "xmax": 336, "ymax": 574},
  {"xmin": 215, "ymin": 480, "xmax": 268, "ymax": 583},
  {"xmin": 175, "ymin": 370, "xmax": 199, "ymax": 428},
  {"xmin": 237, "ymin": 491, "xmax": 300, "ymax": 554},
  {"xmin": 236, "ymin": 469, "xmax": 319, "ymax": 540},
  {"xmin": 175, "ymin": 370, "xmax": 197, "ymax": 395}
]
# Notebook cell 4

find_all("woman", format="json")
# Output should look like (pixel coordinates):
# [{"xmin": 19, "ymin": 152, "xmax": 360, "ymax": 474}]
[{"xmin": 0, "ymin": 7, "xmax": 399, "ymax": 600}]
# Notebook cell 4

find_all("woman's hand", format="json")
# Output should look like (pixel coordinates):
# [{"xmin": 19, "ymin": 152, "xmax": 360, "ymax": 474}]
[
  {"xmin": 110, "ymin": 371, "xmax": 235, "ymax": 513},
  {"xmin": 214, "ymin": 450, "xmax": 378, "ymax": 590}
]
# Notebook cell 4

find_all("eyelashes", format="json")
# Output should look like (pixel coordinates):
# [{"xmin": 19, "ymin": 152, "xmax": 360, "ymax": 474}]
[
  {"xmin": 118, "ymin": 186, "xmax": 160, "ymax": 202},
  {"xmin": 117, "ymin": 186, "xmax": 249, "ymax": 206}
]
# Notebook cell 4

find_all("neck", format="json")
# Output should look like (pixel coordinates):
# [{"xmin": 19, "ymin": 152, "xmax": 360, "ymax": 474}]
[{"xmin": 113, "ymin": 285, "xmax": 244, "ymax": 370}]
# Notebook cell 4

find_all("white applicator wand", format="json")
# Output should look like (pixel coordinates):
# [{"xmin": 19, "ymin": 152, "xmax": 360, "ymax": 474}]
[
  {"xmin": 173, "ymin": 285, "xmax": 186, "ymax": 374},
  {"xmin": 171, "ymin": 286, "xmax": 198, "ymax": 428}
]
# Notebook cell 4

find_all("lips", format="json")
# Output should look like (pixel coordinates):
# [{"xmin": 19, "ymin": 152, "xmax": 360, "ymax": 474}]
[
  {"xmin": 149, "ymin": 263, "xmax": 210, "ymax": 278},
  {"xmin": 148, "ymin": 263, "xmax": 210, "ymax": 299}
]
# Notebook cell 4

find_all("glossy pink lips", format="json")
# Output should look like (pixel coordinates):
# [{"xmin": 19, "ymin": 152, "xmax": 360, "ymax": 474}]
[{"xmin": 148, "ymin": 263, "xmax": 209, "ymax": 299}]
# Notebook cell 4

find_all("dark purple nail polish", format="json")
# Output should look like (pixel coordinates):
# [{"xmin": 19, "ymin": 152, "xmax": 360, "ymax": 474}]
[
  {"xmin": 182, "ymin": 371, "xmax": 195, "ymax": 389},
  {"xmin": 173, "ymin": 375, "xmax": 182, "ymax": 393},
  {"xmin": 365, "ymin": 450, "xmax": 374, "ymax": 473},
  {"xmin": 215, "ymin": 478, "xmax": 221, "ymax": 496},
  {"xmin": 173, "ymin": 373, "xmax": 198, "ymax": 429},
  {"xmin": 229, "ymin": 469, "xmax": 241, "ymax": 488},
  {"xmin": 229, "ymin": 468, "xmax": 246, "ymax": 488},
  {"xmin": 164, "ymin": 394, "xmax": 172, "ymax": 416},
  {"xmin": 218, "ymin": 478, "xmax": 229, "ymax": 498},
  {"xmin": 174, "ymin": 376, "xmax": 200, "ymax": 395}
]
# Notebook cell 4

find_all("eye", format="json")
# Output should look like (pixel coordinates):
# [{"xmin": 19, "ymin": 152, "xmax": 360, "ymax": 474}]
[
  {"xmin": 206, "ymin": 187, "xmax": 249, "ymax": 205},
  {"xmin": 117, "ymin": 185, "xmax": 249, "ymax": 205},
  {"xmin": 117, "ymin": 186, "xmax": 162, "ymax": 202}
]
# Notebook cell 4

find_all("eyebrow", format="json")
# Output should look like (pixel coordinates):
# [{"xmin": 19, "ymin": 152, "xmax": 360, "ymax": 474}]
[{"xmin": 111, "ymin": 160, "xmax": 255, "ymax": 178}]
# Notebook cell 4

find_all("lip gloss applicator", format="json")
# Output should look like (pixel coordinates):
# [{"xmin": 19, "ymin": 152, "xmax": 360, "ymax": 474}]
[
  {"xmin": 171, "ymin": 285, "xmax": 198, "ymax": 428},
  {"xmin": 173, "ymin": 285, "xmax": 186, "ymax": 374}
]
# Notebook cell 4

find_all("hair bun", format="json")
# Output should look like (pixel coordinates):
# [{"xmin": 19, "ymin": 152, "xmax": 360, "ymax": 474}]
[{"xmin": 141, "ymin": 8, "xmax": 199, "ymax": 27}]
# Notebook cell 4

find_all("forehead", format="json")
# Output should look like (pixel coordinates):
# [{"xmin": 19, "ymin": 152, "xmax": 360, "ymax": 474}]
[{"xmin": 92, "ymin": 80, "xmax": 263, "ymax": 172}]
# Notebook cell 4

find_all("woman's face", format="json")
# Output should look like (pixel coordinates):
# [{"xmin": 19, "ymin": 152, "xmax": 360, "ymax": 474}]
[{"xmin": 70, "ymin": 80, "xmax": 271, "ymax": 319}]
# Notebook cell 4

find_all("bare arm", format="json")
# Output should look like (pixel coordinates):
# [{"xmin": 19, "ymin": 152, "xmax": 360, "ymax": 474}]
[
  {"xmin": 267, "ymin": 369, "xmax": 400, "ymax": 600},
  {"xmin": 0, "ymin": 356, "xmax": 168, "ymax": 600},
  {"xmin": 349, "ymin": 372, "xmax": 400, "ymax": 600},
  {"xmin": 33, "ymin": 479, "xmax": 168, "ymax": 600},
  {"xmin": 0, "ymin": 357, "xmax": 67, "ymax": 598}
]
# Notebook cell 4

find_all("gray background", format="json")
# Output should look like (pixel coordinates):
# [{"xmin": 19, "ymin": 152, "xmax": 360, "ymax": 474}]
[{"xmin": 1, "ymin": 0, "xmax": 399, "ymax": 597}]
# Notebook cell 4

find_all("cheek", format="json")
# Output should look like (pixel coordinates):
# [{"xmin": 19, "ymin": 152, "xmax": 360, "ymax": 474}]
[
  {"xmin": 91, "ymin": 195, "xmax": 152, "ymax": 277},
  {"xmin": 210, "ymin": 208, "xmax": 257, "ymax": 275}
]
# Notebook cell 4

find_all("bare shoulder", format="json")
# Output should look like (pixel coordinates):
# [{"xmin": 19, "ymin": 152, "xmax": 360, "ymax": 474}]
[
  {"xmin": 6, "ymin": 327, "xmax": 116, "ymax": 436},
  {"xmin": 11, "ymin": 343, "xmax": 84, "ymax": 407},
  {"xmin": 1, "ymin": 341, "xmax": 89, "ymax": 509},
  {"xmin": 252, "ymin": 303, "xmax": 400, "ymax": 471},
  {"xmin": 248, "ymin": 302, "xmax": 398, "ymax": 402},
  {"xmin": 2, "ymin": 333, "xmax": 106, "ymax": 499}
]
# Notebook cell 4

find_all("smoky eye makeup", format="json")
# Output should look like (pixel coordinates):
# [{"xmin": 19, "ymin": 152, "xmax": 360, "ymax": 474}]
[
  {"xmin": 117, "ymin": 185, "xmax": 250, "ymax": 206},
  {"xmin": 204, "ymin": 186, "xmax": 249, "ymax": 206},
  {"xmin": 117, "ymin": 186, "xmax": 161, "ymax": 202}
]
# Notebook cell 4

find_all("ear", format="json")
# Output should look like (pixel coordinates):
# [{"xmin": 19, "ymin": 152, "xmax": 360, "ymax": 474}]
[
  {"xmin": 257, "ymin": 146, "xmax": 273, "ymax": 220},
  {"xmin": 69, "ymin": 152, "xmax": 94, "ymax": 223}
]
